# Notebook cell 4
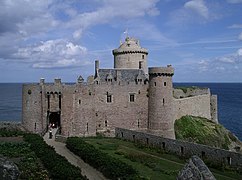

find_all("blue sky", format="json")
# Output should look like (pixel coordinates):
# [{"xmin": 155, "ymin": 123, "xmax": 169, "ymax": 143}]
[{"xmin": 0, "ymin": 0, "xmax": 242, "ymax": 82}]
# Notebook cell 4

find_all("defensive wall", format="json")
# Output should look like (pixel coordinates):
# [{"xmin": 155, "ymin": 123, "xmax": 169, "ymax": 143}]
[{"xmin": 115, "ymin": 128, "xmax": 242, "ymax": 170}]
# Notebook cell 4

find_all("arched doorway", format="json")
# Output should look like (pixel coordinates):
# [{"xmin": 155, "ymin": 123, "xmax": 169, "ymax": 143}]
[{"xmin": 49, "ymin": 112, "xmax": 60, "ymax": 128}]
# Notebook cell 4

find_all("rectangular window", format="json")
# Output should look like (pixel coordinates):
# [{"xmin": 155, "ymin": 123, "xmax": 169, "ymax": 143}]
[
  {"xmin": 164, "ymin": 82, "xmax": 166, "ymax": 86},
  {"xmin": 107, "ymin": 94, "xmax": 112, "ymax": 103},
  {"xmin": 130, "ymin": 94, "xmax": 135, "ymax": 102},
  {"xmin": 154, "ymin": 82, "xmax": 156, "ymax": 86},
  {"xmin": 139, "ymin": 61, "xmax": 142, "ymax": 69}
]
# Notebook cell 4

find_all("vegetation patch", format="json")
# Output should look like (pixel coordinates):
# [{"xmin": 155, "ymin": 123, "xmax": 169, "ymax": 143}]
[
  {"xmin": 66, "ymin": 137, "xmax": 138, "ymax": 180},
  {"xmin": 174, "ymin": 115, "xmax": 242, "ymax": 151},
  {"xmin": 0, "ymin": 142, "xmax": 49, "ymax": 179},
  {"xmin": 24, "ymin": 134, "xmax": 85, "ymax": 180},
  {"xmin": 0, "ymin": 128, "xmax": 25, "ymax": 137}
]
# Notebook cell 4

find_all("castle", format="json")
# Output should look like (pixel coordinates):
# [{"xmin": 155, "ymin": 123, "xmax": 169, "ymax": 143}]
[{"xmin": 22, "ymin": 37, "xmax": 218, "ymax": 139}]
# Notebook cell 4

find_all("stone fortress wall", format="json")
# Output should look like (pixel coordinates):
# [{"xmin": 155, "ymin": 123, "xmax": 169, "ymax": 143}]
[
  {"xmin": 116, "ymin": 128, "xmax": 242, "ymax": 170},
  {"xmin": 22, "ymin": 36, "xmax": 218, "ymax": 139}
]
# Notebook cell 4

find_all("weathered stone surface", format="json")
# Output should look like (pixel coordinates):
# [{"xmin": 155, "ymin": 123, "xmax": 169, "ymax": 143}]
[
  {"xmin": 116, "ymin": 128, "xmax": 242, "ymax": 170},
  {"xmin": 0, "ymin": 157, "xmax": 19, "ymax": 180},
  {"xmin": 177, "ymin": 155, "xmax": 216, "ymax": 180}
]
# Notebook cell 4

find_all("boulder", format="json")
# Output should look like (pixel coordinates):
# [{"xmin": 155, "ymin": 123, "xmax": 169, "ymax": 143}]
[
  {"xmin": 0, "ymin": 156, "xmax": 19, "ymax": 180},
  {"xmin": 177, "ymin": 155, "xmax": 216, "ymax": 180}
]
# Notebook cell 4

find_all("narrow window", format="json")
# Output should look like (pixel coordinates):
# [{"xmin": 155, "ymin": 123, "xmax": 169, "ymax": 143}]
[
  {"xmin": 202, "ymin": 151, "xmax": 205, "ymax": 158},
  {"xmin": 133, "ymin": 135, "xmax": 135, "ymax": 141},
  {"xmin": 121, "ymin": 132, "xmax": 124, "ymax": 137},
  {"xmin": 180, "ymin": 146, "xmax": 184, "ymax": 155},
  {"xmin": 146, "ymin": 138, "xmax": 149, "ymax": 145},
  {"xmin": 227, "ymin": 157, "xmax": 232, "ymax": 165},
  {"xmin": 130, "ymin": 94, "xmax": 135, "ymax": 102},
  {"xmin": 163, "ymin": 98, "xmax": 165, "ymax": 105},
  {"xmin": 139, "ymin": 61, "xmax": 142, "ymax": 69},
  {"xmin": 105, "ymin": 120, "xmax": 107, "ymax": 127},
  {"xmin": 107, "ymin": 94, "xmax": 112, "ymax": 103},
  {"xmin": 47, "ymin": 94, "xmax": 50, "ymax": 109},
  {"xmin": 142, "ymin": 55, "xmax": 144, "ymax": 59},
  {"xmin": 138, "ymin": 119, "xmax": 140, "ymax": 128},
  {"xmin": 164, "ymin": 82, "xmax": 166, "ymax": 86},
  {"xmin": 87, "ymin": 123, "xmax": 89, "ymax": 132},
  {"xmin": 79, "ymin": 100, "xmax": 81, "ymax": 104},
  {"xmin": 96, "ymin": 81, "xmax": 99, "ymax": 85},
  {"xmin": 154, "ymin": 82, "xmax": 156, "ymax": 86},
  {"xmin": 162, "ymin": 142, "xmax": 165, "ymax": 149},
  {"xmin": 59, "ymin": 94, "xmax": 61, "ymax": 109},
  {"xmin": 34, "ymin": 123, "xmax": 36, "ymax": 130}
]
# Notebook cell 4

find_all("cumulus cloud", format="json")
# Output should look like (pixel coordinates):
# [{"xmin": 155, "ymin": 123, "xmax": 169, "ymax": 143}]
[
  {"xmin": 184, "ymin": 0, "xmax": 209, "ymax": 19},
  {"xmin": 13, "ymin": 39, "xmax": 89, "ymax": 68},
  {"xmin": 197, "ymin": 50, "xmax": 242, "ymax": 73}
]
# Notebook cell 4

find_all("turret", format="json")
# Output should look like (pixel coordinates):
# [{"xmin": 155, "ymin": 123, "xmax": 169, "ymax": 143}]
[
  {"xmin": 112, "ymin": 37, "xmax": 148, "ymax": 74},
  {"xmin": 148, "ymin": 65, "xmax": 175, "ymax": 139}
]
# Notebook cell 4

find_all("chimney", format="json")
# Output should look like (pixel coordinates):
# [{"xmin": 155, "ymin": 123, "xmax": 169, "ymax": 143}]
[{"xmin": 95, "ymin": 60, "xmax": 99, "ymax": 78}]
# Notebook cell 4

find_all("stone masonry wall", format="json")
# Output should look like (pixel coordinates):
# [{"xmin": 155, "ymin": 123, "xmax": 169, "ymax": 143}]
[
  {"xmin": 94, "ymin": 81, "xmax": 148, "ymax": 135},
  {"xmin": 116, "ymin": 128, "xmax": 242, "ymax": 170},
  {"xmin": 22, "ymin": 84, "xmax": 43, "ymax": 134},
  {"xmin": 174, "ymin": 94, "xmax": 211, "ymax": 121}
]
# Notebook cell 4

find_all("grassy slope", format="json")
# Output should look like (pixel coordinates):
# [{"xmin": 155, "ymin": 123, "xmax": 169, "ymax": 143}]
[
  {"xmin": 174, "ymin": 115, "xmax": 242, "ymax": 151},
  {"xmin": 84, "ymin": 137, "xmax": 241, "ymax": 180}
]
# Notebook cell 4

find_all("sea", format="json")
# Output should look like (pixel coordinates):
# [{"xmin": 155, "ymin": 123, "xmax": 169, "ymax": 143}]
[{"xmin": 0, "ymin": 83, "xmax": 241, "ymax": 141}]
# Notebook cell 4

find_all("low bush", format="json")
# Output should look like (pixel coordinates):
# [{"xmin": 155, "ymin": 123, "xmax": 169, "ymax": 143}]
[
  {"xmin": 0, "ymin": 128, "xmax": 25, "ymax": 137},
  {"xmin": 66, "ymin": 137, "xmax": 138, "ymax": 180},
  {"xmin": 24, "ymin": 134, "xmax": 86, "ymax": 180}
]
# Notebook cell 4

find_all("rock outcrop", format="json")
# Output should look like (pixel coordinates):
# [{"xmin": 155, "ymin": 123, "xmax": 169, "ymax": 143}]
[
  {"xmin": 0, "ymin": 156, "xmax": 19, "ymax": 180},
  {"xmin": 177, "ymin": 155, "xmax": 216, "ymax": 180}
]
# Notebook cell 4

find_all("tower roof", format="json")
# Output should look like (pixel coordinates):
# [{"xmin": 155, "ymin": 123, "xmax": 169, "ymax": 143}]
[{"xmin": 112, "ymin": 37, "xmax": 148, "ymax": 55}]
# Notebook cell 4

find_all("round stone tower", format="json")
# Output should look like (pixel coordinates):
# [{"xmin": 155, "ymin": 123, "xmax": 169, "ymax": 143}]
[
  {"xmin": 112, "ymin": 37, "xmax": 148, "ymax": 74},
  {"xmin": 148, "ymin": 65, "xmax": 175, "ymax": 139}
]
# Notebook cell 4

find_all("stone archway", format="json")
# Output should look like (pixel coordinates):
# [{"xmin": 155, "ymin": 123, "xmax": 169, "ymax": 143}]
[{"xmin": 49, "ymin": 112, "xmax": 60, "ymax": 128}]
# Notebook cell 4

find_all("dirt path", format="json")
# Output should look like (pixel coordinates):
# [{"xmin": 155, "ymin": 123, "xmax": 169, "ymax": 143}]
[{"xmin": 43, "ymin": 129, "xmax": 107, "ymax": 180}]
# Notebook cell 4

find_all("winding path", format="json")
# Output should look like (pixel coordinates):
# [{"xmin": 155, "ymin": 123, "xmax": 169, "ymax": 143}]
[{"xmin": 43, "ymin": 129, "xmax": 107, "ymax": 180}]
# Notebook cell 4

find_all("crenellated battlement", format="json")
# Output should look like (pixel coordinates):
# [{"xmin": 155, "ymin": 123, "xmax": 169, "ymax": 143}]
[{"xmin": 148, "ymin": 66, "xmax": 174, "ymax": 77}]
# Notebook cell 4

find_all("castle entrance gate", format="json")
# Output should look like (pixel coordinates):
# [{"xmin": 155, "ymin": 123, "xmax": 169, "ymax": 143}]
[{"xmin": 49, "ymin": 112, "xmax": 60, "ymax": 128}]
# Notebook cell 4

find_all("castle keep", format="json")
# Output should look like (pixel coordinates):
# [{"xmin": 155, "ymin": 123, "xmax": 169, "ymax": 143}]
[{"xmin": 22, "ymin": 37, "xmax": 218, "ymax": 139}]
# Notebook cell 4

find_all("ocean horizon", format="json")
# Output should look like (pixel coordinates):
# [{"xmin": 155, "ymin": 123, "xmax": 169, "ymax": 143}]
[{"xmin": 0, "ymin": 82, "xmax": 241, "ymax": 141}]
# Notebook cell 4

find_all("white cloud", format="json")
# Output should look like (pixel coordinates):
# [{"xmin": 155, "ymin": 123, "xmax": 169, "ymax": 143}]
[
  {"xmin": 228, "ymin": 24, "xmax": 242, "ymax": 29},
  {"xmin": 184, "ymin": 0, "xmax": 209, "ymax": 19},
  {"xmin": 227, "ymin": 0, "xmax": 242, "ymax": 3},
  {"xmin": 239, "ymin": 33, "xmax": 242, "ymax": 40},
  {"xmin": 14, "ymin": 39, "xmax": 89, "ymax": 68},
  {"xmin": 238, "ymin": 48, "xmax": 242, "ymax": 56},
  {"xmin": 197, "ymin": 50, "xmax": 242, "ymax": 73},
  {"xmin": 65, "ymin": 0, "xmax": 160, "ymax": 39}
]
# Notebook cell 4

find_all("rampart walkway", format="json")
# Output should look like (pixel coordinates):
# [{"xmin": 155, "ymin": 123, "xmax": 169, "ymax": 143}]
[{"xmin": 43, "ymin": 129, "xmax": 107, "ymax": 180}]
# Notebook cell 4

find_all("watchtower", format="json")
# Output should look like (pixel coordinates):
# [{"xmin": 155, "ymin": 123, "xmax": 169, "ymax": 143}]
[
  {"xmin": 112, "ymin": 37, "xmax": 148, "ymax": 74},
  {"xmin": 148, "ymin": 65, "xmax": 175, "ymax": 139}
]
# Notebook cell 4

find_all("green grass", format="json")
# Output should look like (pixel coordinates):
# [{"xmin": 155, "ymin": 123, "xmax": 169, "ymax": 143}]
[
  {"xmin": 174, "ymin": 115, "xmax": 241, "ymax": 150},
  {"xmin": 83, "ymin": 137, "xmax": 242, "ymax": 180},
  {"xmin": 0, "ymin": 142, "xmax": 49, "ymax": 179}
]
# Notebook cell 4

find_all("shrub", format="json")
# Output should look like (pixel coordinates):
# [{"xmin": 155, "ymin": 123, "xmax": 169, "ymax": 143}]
[
  {"xmin": 66, "ymin": 137, "xmax": 138, "ymax": 180},
  {"xmin": 24, "ymin": 134, "xmax": 86, "ymax": 180}
]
